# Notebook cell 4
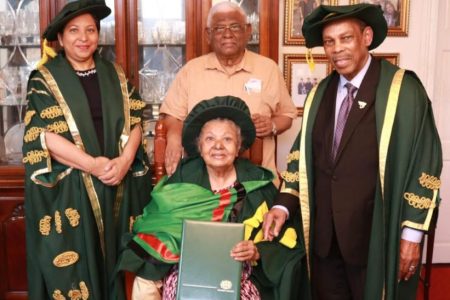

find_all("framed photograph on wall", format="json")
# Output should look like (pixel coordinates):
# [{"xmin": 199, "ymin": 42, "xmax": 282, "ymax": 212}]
[
  {"xmin": 371, "ymin": 52, "xmax": 400, "ymax": 65},
  {"xmin": 284, "ymin": 0, "xmax": 339, "ymax": 45},
  {"xmin": 283, "ymin": 54, "xmax": 332, "ymax": 116},
  {"xmin": 350, "ymin": 0, "xmax": 409, "ymax": 36}
]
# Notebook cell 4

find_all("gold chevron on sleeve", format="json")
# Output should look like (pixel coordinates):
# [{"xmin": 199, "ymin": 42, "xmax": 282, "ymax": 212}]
[
  {"xmin": 286, "ymin": 150, "xmax": 300, "ymax": 163},
  {"xmin": 130, "ymin": 99, "xmax": 146, "ymax": 110},
  {"xmin": 47, "ymin": 121, "xmax": 69, "ymax": 134},
  {"xmin": 281, "ymin": 171, "xmax": 299, "ymax": 183},
  {"xmin": 40, "ymin": 106, "xmax": 64, "ymax": 119},
  {"xmin": 418, "ymin": 173, "xmax": 441, "ymax": 190},
  {"xmin": 24, "ymin": 127, "xmax": 45, "ymax": 142},
  {"xmin": 24, "ymin": 110, "xmax": 36, "ymax": 126},
  {"xmin": 22, "ymin": 150, "xmax": 49, "ymax": 165},
  {"xmin": 404, "ymin": 192, "xmax": 436, "ymax": 209}
]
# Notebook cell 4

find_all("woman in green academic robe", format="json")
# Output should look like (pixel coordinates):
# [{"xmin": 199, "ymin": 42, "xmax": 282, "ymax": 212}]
[
  {"xmin": 22, "ymin": 1, "xmax": 151, "ymax": 299},
  {"xmin": 117, "ymin": 96, "xmax": 308, "ymax": 300}
]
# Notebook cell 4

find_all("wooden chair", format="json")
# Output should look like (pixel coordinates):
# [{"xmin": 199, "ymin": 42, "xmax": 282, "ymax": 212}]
[
  {"xmin": 152, "ymin": 118, "xmax": 263, "ymax": 185},
  {"xmin": 420, "ymin": 208, "xmax": 439, "ymax": 300}
]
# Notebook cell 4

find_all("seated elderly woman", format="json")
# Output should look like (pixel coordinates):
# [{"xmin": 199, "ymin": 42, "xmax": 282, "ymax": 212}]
[{"xmin": 117, "ymin": 96, "xmax": 306, "ymax": 300}]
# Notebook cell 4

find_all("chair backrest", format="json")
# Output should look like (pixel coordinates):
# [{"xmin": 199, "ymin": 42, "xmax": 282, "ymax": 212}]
[{"xmin": 153, "ymin": 119, "xmax": 263, "ymax": 185}]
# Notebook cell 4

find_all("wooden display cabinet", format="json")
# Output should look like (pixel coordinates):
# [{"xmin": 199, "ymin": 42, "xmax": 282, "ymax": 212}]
[{"xmin": 0, "ymin": 1, "xmax": 280, "ymax": 299}]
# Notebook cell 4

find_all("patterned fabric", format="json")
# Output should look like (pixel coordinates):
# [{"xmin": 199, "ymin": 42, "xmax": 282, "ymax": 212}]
[
  {"xmin": 162, "ymin": 263, "xmax": 260, "ymax": 300},
  {"xmin": 332, "ymin": 82, "xmax": 357, "ymax": 159}
]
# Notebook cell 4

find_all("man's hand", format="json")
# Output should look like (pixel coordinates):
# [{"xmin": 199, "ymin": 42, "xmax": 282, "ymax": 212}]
[
  {"xmin": 162, "ymin": 115, "xmax": 183, "ymax": 176},
  {"xmin": 164, "ymin": 138, "xmax": 183, "ymax": 176},
  {"xmin": 262, "ymin": 208, "xmax": 288, "ymax": 241},
  {"xmin": 398, "ymin": 239, "xmax": 421, "ymax": 281},
  {"xmin": 251, "ymin": 113, "xmax": 273, "ymax": 137}
]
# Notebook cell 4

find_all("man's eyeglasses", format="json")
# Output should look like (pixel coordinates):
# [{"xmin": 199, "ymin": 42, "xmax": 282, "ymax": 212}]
[{"xmin": 209, "ymin": 23, "xmax": 246, "ymax": 35}]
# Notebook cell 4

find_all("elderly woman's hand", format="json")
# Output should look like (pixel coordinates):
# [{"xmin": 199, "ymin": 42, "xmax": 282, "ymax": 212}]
[{"xmin": 230, "ymin": 240, "xmax": 260, "ymax": 262}]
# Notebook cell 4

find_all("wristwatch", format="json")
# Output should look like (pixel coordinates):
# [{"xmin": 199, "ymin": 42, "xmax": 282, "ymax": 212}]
[{"xmin": 271, "ymin": 121, "xmax": 278, "ymax": 136}]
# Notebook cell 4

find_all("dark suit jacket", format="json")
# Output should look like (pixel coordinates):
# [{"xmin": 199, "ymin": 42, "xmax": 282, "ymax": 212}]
[{"xmin": 310, "ymin": 58, "xmax": 381, "ymax": 266}]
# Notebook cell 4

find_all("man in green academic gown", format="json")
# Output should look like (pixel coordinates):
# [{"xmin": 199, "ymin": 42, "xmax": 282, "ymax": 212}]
[{"xmin": 263, "ymin": 4, "xmax": 442, "ymax": 300}]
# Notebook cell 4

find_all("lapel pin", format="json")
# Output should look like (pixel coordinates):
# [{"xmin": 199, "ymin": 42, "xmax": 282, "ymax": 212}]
[{"xmin": 358, "ymin": 101, "xmax": 367, "ymax": 109}]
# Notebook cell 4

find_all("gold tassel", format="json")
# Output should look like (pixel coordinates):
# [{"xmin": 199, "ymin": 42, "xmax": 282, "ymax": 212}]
[
  {"xmin": 37, "ymin": 39, "xmax": 57, "ymax": 68},
  {"xmin": 305, "ymin": 49, "xmax": 315, "ymax": 73}
]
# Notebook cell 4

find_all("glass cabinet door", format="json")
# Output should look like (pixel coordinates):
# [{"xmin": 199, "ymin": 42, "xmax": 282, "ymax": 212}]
[
  {"xmin": 135, "ymin": 0, "xmax": 186, "ymax": 164},
  {"xmin": 98, "ymin": 0, "xmax": 116, "ymax": 62},
  {"xmin": 0, "ymin": 0, "xmax": 41, "ymax": 163},
  {"xmin": 137, "ymin": 0, "xmax": 185, "ymax": 120}
]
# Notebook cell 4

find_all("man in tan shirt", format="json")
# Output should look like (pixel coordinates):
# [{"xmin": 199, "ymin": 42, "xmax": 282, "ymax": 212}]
[{"xmin": 161, "ymin": 2, "xmax": 296, "ymax": 186}]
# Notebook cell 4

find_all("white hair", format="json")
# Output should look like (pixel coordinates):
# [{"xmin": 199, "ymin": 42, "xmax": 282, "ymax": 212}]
[{"xmin": 206, "ymin": 2, "xmax": 247, "ymax": 28}]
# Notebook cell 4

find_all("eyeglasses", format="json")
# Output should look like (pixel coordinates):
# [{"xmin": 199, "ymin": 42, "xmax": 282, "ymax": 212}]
[{"xmin": 209, "ymin": 23, "xmax": 246, "ymax": 35}]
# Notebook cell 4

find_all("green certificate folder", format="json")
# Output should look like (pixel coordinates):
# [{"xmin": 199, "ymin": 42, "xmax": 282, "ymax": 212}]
[{"xmin": 176, "ymin": 220, "xmax": 244, "ymax": 300}]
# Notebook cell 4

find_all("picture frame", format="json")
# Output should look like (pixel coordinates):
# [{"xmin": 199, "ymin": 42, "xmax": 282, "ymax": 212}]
[
  {"xmin": 371, "ymin": 52, "xmax": 400, "ymax": 65},
  {"xmin": 283, "ymin": 54, "xmax": 332, "ymax": 116},
  {"xmin": 283, "ymin": 0, "xmax": 339, "ymax": 45},
  {"xmin": 350, "ymin": 0, "xmax": 410, "ymax": 36}
]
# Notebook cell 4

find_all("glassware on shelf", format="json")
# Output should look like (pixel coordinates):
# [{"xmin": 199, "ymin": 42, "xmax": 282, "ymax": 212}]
[
  {"xmin": 4, "ymin": 122, "xmax": 24, "ymax": 163},
  {"xmin": 0, "ymin": 66, "xmax": 31, "ymax": 163},
  {"xmin": 139, "ymin": 45, "xmax": 181, "ymax": 110},
  {"xmin": 248, "ymin": 12, "xmax": 259, "ymax": 43}
]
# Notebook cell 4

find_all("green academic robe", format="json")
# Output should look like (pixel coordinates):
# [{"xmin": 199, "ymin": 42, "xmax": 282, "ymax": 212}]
[
  {"xmin": 22, "ymin": 52, "xmax": 151, "ymax": 300},
  {"xmin": 281, "ymin": 59, "xmax": 442, "ymax": 299},
  {"xmin": 117, "ymin": 157, "xmax": 308, "ymax": 300}
]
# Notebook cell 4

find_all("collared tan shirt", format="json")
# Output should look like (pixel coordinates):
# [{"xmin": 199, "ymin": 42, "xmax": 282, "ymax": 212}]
[{"xmin": 161, "ymin": 50, "xmax": 296, "ymax": 183}]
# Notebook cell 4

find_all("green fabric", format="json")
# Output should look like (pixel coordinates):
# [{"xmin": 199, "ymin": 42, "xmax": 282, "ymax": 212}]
[
  {"xmin": 283, "ymin": 59, "xmax": 442, "ymax": 300},
  {"xmin": 22, "ymin": 53, "xmax": 151, "ymax": 300},
  {"xmin": 133, "ymin": 177, "xmax": 269, "ymax": 263},
  {"xmin": 118, "ymin": 157, "xmax": 306, "ymax": 299}
]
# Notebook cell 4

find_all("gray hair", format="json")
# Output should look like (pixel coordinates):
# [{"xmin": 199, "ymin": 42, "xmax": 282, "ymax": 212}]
[{"xmin": 206, "ymin": 2, "xmax": 247, "ymax": 28}]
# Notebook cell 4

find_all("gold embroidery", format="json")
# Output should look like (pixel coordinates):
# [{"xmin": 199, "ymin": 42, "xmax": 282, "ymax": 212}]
[
  {"xmin": 53, "ymin": 289, "xmax": 66, "ymax": 300},
  {"xmin": 41, "ymin": 106, "xmax": 64, "ymax": 119},
  {"xmin": 23, "ymin": 150, "xmax": 49, "ymax": 165},
  {"xmin": 53, "ymin": 251, "xmax": 79, "ymax": 267},
  {"xmin": 24, "ymin": 110, "xmax": 36, "ymax": 126},
  {"xmin": 129, "ymin": 86, "xmax": 135, "ymax": 97},
  {"xmin": 404, "ymin": 192, "xmax": 436, "ymax": 210},
  {"xmin": 281, "ymin": 171, "xmax": 299, "ymax": 183},
  {"xmin": 47, "ymin": 121, "xmax": 69, "ymax": 134},
  {"xmin": 55, "ymin": 210, "xmax": 62, "ymax": 233},
  {"xmin": 29, "ymin": 88, "xmax": 50, "ymax": 96},
  {"xmin": 39, "ymin": 215, "xmax": 52, "ymax": 235},
  {"xmin": 286, "ymin": 150, "xmax": 300, "ymax": 163},
  {"xmin": 130, "ymin": 116, "xmax": 141, "ymax": 126},
  {"xmin": 68, "ymin": 289, "xmax": 82, "ymax": 300},
  {"xmin": 31, "ymin": 77, "xmax": 51, "ymax": 91},
  {"xmin": 130, "ymin": 99, "xmax": 146, "ymax": 110},
  {"xmin": 80, "ymin": 281, "xmax": 89, "ymax": 300},
  {"xmin": 419, "ymin": 173, "xmax": 441, "ymax": 190},
  {"xmin": 24, "ymin": 127, "xmax": 44, "ymax": 142},
  {"xmin": 65, "ymin": 208, "xmax": 80, "ymax": 227}
]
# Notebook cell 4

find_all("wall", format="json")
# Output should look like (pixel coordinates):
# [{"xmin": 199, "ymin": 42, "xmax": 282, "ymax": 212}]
[{"xmin": 275, "ymin": 0, "xmax": 449, "ymax": 262}]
